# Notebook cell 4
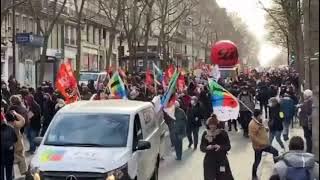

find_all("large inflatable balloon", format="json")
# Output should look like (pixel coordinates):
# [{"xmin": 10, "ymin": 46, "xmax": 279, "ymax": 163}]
[{"xmin": 210, "ymin": 40, "xmax": 239, "ymax": 67}]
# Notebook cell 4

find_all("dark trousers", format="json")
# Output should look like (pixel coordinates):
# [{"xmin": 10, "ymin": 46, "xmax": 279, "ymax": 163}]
[
  {"xmin": 252, "ymin": 146, "xmax": 279, "ymax": 177},
  {"xmin": 173, "ymin": 133, "xmax": 183, "ymax": 160},
  {"xmin": 26, "ymin": 127, "xmax": 39, "ymax": 152},
  {"xmin": 239, "ymin": 111, "xmax": 252, "ymax": 135},
  {"xmin": 303, "ymin": 126, "xmax": 313, "ymax": 153},
  {"xmin": 1, "ymin": 150, "xmax": 15, "ymax": 180},
  {"xmin": 187, "ymin": 126, "xmax": 199, "ymax": 148},
  {"xmin": 228, "ymin": 120, "xmax": 238, "ymax": 131},
  {"xmin": 259, "ymin": 101, "xmax": 268, "ymax": 118}
]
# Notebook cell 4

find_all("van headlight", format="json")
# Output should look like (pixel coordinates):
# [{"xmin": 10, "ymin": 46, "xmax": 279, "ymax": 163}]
[
  {"xmin": 106, "ymin": 164, "xmax": 128, "ymax": 180},
  {"xmin": 27, "ymin": 166, "xmax": 41, "ymax": 180}
]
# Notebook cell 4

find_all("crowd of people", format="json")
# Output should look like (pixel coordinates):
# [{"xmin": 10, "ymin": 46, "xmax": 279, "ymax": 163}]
[{"xmin": 1, "ymin": 67, "xmax": 319, "ymax": 180}]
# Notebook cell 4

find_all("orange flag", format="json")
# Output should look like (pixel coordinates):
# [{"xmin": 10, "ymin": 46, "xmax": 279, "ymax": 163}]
[{"xmin": 55, "ymin": 63, "xmax": 78, "ymax": 104}]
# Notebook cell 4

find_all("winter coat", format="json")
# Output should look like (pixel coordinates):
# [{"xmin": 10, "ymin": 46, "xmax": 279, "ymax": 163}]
[
  {"xmin": 186, "ymin": 103, "xmax": 202, "ymax": 128},
  {"xmin": 268, "ymin": 104, "xmax": 284, "ymax": 131},
  {"xmin": 28, "ymin": 101, "xmax": 42, "ymax": 131},
  {"xmin": 238, "ymin": 93, "xmax": 255, "ymax": 112},
  {"xmin": 273, "ymin": 151, "xmax": 319, "ymax": 180},
  {"xmin": 299, "ymin": 98, "xmax": 313, "ymax": 129},
  {"xmin": 280, "ymin": 97, "xmax": 295, "ymax": 123},
  {"xmin": 200, "ymin": 130, "xmax": 233, "ymax": 180},
  {"xmin": 174, "ymin": 107, "xmax": 187, "ymax": 139},
  {"xmin": 1, "ymin": 123, "xmax": 17, "ymax": 152},
  {"xmin": 42, "ymin": 99, "xmax": 56, "ymax": 126},
  {"xmin": 249, "ymin": 118, "xmax": 269, "ymax": 150}
]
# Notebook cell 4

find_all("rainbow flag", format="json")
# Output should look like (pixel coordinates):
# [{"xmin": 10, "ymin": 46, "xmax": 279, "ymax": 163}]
[
  {"xmin": 161, "ymin": 69, "xmax": 179, "ymax": 107},
  {"xmin": 108, "ymin": 71, "xmax": 127, "ymax": 99},
  {"xmin": 152, "ymin": 62, "xmax": 163, "ymax": 85},
  {"xmin": 208, "ymin": 78, "xmax": 239, "ymax": 121}
]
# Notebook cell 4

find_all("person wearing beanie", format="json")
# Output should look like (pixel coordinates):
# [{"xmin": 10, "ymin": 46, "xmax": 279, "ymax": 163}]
[
  {"xmin": 249, "ymin": 109, "xmax": 279, "ymax": 180},
  {"xmin": 200, "ymin": 114, "xmax": 233, "ymax": 180},
  {"xmin": 1, "ymin": 112, "xmax": 17, "ymax": 180}
]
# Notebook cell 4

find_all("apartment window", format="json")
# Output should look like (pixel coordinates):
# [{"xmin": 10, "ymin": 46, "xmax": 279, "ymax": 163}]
[
  {"xmin": 93, "ymin": 27, "xmax": 96, "ymax": 44},
  {"xmin": 70, "ymin": 27, "xmax": 75, "ymax": 45},
  {"xmin": 15, "ymin": 15, "xmax": 20, "ymax": 32},
  {"xmin": 86, "ymin": 25, "xmax": 89, "ymax": 42},
  {"xmin": 74, "ymin": 28, "xmax": 77, "ymax": 45},
  {"xmin": 22, "ymin": 16, "xmax": 28, "ymax": 32},
  {"xmin": 29, "ymin": 18, "xmax": 34, "ymax": 33},
  {"xmin": 65, "ymin": 25, "xmax": 70, "ymax": 44},
  {"xmin": 98, "ymin": 29, "xmax": 101, "ymax": 45}
]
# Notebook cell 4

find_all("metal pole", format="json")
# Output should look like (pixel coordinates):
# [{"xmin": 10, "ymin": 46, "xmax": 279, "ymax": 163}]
[{"xmin": 12, "ymin": 0, "xmax": 16, "ymax": 78}]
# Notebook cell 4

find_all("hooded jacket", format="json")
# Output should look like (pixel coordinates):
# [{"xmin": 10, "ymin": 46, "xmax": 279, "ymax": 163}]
[{"xmin": 273, "ymin": 151, "xmax": 319, "ymax": 180}]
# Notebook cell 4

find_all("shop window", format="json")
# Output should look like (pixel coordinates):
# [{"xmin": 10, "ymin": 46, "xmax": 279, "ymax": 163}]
[
  {"xmin": 23, "ymin": 16, "xmax": 28, "ymax": 32},
  {"xmin": 24, "ymin": 60, "xmax": 33, "ymax": 86}
]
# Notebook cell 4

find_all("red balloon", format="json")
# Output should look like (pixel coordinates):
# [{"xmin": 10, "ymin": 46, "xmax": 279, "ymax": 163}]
[{"xmin": 210, "ymin": 40, "xmax": 239, "ymax": 67}]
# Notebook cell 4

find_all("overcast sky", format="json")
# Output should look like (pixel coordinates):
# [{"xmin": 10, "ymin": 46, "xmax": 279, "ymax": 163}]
[{"xmin": 216, "ymin": 0, "xmax": 281, "ymax": 67}]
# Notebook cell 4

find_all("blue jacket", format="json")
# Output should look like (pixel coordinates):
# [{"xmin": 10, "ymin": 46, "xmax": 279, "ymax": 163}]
[{"xmin": 280, "ymin": 97, "xmax": 295, "ymax": 123}]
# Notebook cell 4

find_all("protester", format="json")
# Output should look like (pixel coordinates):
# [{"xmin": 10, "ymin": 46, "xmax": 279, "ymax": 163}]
[
  {"xmin": 298, "ymin": 89, "xmax": 313, "ymax": 153},
  {"xmin": 272, "ymin": 136, "xmax": 319, "ymax": 180},
  {"xmin": 5, "ymin": 110, "xmax": 27, "ymax": 176},
  {"xmin": 87, "ymin": 80, "xmax": 96, "ymax": 94},
  {"xmin": 257, "ymin": 78, "xmax": 270, "ymax": 118},
  {"xmin": 200, "ymin": 114, "xmax": 233, "ymax": 180},
  {"xmin": 186, "ymin": 96, "xmax": 202, "ymax": 150},
  {"xmin": 249, "ymin": 109, "xmax": 279, "ymax": 180},
  {"xmin": 25, "ymin": 95, "xmax": 41, "ymax": 154},
  {"xmin": 280, "ymin": 93, "xmax": 295, "ymax": 141},
  {"xmin": 40, "ymin": 93, "xmax": 55, "ymax": 136},
  {"xmin": 268, "ymin": 97, "xmax": 286, "ymax": 152},
  {"xmin": 238, "ymin": 86, "xmax": 255, "ymax": 137},
  {"xmin": 173, "ymin": 101, "xmax": 187, "ymax": 161},
  {"xmin": 8, "ymin": 95, "xmax": 29, "ymax": 134},
  {"xmin": 1, "ymin": 112, "xmax": 17, "ymax": 180}
]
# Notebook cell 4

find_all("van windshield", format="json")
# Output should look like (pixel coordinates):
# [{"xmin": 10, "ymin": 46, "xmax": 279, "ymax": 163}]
[
  {"xmin": 79, "ymin": 73, "xmax": 99, "ymax": 82},
  {"xmin": 44, "ymin": 114, "xmax": 130, "ymax": 147}
]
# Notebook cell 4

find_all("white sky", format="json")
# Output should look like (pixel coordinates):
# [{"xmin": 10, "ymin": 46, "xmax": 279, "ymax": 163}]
[{"xmin": 216, "ymin": 0, "xmax": 281, "ymax": 67}]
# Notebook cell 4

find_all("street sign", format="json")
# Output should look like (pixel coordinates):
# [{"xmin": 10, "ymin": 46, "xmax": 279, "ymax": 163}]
[
  {"xmin": 16, "ymin": 33, "xmax": 31, "ymax": 44},
  {"xmin": 16, "ymin": 33, "xmax": 44, "ymax": 47}
]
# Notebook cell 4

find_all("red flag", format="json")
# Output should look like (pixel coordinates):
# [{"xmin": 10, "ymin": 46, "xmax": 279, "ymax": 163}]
[
  {"xmin": 163, "ymin": 65, "xmax": 175, "ymax": 87},
  {"xmin": 55, "ymin": 63, "xmax": 78, "ymax": 104},
  {"xmin": 177, "ymin": 73, "xmax": 186, "ymax": 92},
  {"xmin": 145, "ymin": 68, "xmax": 153, "ymax": 87}
]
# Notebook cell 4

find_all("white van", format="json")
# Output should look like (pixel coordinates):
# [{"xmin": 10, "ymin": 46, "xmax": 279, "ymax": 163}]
[
  {"xmin": 79, "ymin": 72, "xmax": 110, "ymax": 88},
  {"xmin": 27, "ymin": 100, "xmax": 161, "ymax": 180}
]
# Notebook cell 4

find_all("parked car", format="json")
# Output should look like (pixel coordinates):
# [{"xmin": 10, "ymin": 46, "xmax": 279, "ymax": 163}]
[{"xmin": 27, "ymin": 100, "xmax": 161, "ymax": 180}]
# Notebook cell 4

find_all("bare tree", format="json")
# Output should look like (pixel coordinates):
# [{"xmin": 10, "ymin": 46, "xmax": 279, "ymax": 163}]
[
  {"xmin": 121, "ymin": 0, "xmax": 148, "ymax": 72},
  {"xmin": 98, "ymin": 0, "xmax": 124, "ymax": 69},
  {"xmin": 28, "ymin": 0, "xmax": 67, "ymax": 84},
  {"xmin": 73, "ymin": 0, "xmax": 86, "ymax": 79},
  {"xmin": 259, "ymin": 0, "xmax": 304, "ymax": 78}
]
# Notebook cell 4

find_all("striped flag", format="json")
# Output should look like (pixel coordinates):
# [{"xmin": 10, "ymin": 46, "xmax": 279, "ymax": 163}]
[
  {"xmin": 161, "ymin": 68, "xmax": 179, "ymax": 108},
  {"xmin": 108, "ymin": 71, "xmax": 127, "ymax": 99},
  {"xmin": 208, "ymin": 78, "xmax": 239, "ymax": 121},
  {"xmin": 152, "ymin": 62, "xmax": 163, "ymax": 85}
]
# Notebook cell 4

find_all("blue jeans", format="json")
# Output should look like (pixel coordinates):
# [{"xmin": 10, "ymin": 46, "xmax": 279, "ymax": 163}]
[
  {"xmin": 27, "ymin": 128, "xmax": 38, "ymax": 152},
  {"xmin": 173, "ymin": 132, "xmax": 183, "ymax": 160},
  {"xmin": 269, "ymin": 131, "xmax": 285, "ymax": 149},
  {"xmin": 282, "ymin": 121, "xmax": 291, "ymax": 141}
]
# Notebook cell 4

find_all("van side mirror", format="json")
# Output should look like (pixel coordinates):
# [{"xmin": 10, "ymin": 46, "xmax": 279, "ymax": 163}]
[
  {"xmin": 135, "ymin": 141, "xmax": 151, "ymax": 151},
  {"xmin": 34, "ymin": 137, "xmax": 43, "ymax": 146}
]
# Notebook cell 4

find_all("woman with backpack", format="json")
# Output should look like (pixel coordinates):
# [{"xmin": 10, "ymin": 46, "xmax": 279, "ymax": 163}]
[{"xmin": 200, "ymin": 114, "xmax": 233, "ymax": 180}]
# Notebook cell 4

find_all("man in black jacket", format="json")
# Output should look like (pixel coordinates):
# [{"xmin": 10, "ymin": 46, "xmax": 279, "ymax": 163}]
[
  {"xmin": 187, "ymin": 96, "xmax": 202, "ymax": 150},
  {"xmin": 1, "ymin": 113, "xmax": 17, "ymax": 180}
]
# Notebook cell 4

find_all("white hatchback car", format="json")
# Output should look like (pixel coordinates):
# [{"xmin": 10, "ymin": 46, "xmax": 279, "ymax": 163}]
[{"xmin": 27, "ymin": 100, "xmax": 161, "ymax": 180}]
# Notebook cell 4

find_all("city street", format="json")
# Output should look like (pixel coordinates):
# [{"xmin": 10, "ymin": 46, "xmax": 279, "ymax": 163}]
[{"xmin": 15, "ymin": 125, "xmax": 303, "ymax": 180}]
